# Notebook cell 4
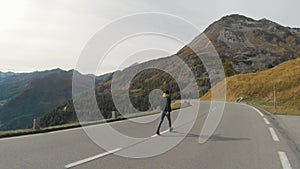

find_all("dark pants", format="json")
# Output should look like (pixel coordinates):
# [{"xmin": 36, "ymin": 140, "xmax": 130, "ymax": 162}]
[{"xmin": 156, "ymin": 111, "xmax": 171, "ymax": 133}]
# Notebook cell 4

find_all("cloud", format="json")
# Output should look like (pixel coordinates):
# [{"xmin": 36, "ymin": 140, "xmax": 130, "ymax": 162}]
[{"xmin": 0, "ymin": 0, "xmax": 299, "ymax": 73}]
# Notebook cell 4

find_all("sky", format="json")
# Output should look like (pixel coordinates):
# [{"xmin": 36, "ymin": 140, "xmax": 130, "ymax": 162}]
[{"xmin": 0, "ymin": 0, "xmax": 299, "ymax": 75}]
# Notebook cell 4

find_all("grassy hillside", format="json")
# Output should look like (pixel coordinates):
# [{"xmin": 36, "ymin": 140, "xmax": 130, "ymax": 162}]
[{"xmin": 201, "ymin": 58, "xmax": 300, "ymax": 115}]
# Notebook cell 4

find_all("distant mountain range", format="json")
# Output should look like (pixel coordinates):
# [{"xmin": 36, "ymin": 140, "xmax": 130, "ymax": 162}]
[
  {"xmin": 1, "ymin": 14, "xmax": 300, "ymax": 131},
  {"xmin": 0, "ymin": 69, "xmax": 112, "ymax": 131},
  {"xmin": 0, "ymin": 71, "xmax": 15, "ymax": 79},
  {"xmin": 0, "ymin": 69, "xmax": 63, "ymax": 103}
]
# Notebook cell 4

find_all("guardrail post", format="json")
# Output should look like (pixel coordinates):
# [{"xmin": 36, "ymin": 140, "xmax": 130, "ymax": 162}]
[
  {"xmin": 273, "ymin": 83, "xmax": 277, "ymax": 113},
  {"xmin": 112, "ymin": 111, "xmax": 117, "ymax": 119},
  {"xmin": 33, "ymin": 119, "xmax": 40, "ymax": 130},
  {"xmin": 33, "ymin": 119, "xmax": 36, "ymax": 129}
]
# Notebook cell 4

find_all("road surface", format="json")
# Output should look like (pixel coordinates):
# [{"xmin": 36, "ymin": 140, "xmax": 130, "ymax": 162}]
[
  {"xmin": 0, "ymin": 101, "xmax": 299, "ymax": 169},
  {"xmin": 275, "ymin": 115, "xmax": 300, "ymax": 148}
]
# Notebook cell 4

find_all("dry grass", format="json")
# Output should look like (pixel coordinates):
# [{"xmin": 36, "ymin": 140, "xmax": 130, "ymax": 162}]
[
  {"xmin": 171, "ymin": 102, "xmax": 184, "ymax": 110},
  {"xmin": 202, "ymin": 58, "xmax": 300, "ymax": 115}
]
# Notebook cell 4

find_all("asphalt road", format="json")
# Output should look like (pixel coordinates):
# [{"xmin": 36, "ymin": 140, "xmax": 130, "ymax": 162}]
[
  {"xmin": 275, "ymin": 115, "xmax": 300, "ymax": 149},
  {"xmin": 0, "ymin": 101, "xmax": 299, "ymax": 169}
]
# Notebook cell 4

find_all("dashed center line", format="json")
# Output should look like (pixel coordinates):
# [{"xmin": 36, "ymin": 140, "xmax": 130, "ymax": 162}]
[
  {"xmin": 66, "ymin": 129, "xmax": 170, "ymax": 168},
  {"xmin": 278, "ymin": 151, "xmax": 293, "ymax": 169},
  {"xmin": 250, "ymin": 105, "xmax": 293, "ymax": 169},
  {"xmin": 65, "ymin": 148, "xmax": 122, "ymax": 168},
  {"xmin": 65, "ymin": 104, "xmax": 294, "ymax": 169},
  {"xmin": 269, "ymin": 127, "xmax": 280, "ymax": 142}
]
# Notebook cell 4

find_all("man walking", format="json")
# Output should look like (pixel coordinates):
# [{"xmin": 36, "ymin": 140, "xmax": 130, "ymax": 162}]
[{"xmin": 156, "ymin": 90, "xmax": 173, "ymax": 135}]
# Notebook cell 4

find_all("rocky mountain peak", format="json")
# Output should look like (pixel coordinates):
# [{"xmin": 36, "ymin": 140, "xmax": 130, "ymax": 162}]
[
  {"xmin": 220, "ymin": 14, "xmax": 255, "ymax": 24},
  {"xmin": 184, "ymin": 14, "xmax": 300, "ymax": 74}
]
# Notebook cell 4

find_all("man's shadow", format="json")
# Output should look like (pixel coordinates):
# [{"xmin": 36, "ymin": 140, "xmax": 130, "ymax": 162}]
[{"xmin": 161, "ymin": 131, "xmax": 250, "ymax": 142}]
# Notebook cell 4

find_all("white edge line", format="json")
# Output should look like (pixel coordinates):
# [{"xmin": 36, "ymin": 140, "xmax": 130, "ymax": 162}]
[
  {"xmin": 0, "ymin": 124, "xmax": 106, "ymax": 141},
  {"xmin": 241, "ymin": 103, "xmax": 264, "ymax": 117},
  {"xmin": 278, "ymin": 151, "xmax": 293, "ymax": 169},
  {"xmin": 65, "ymin": 148, "xmax": 121, "ymax": 168},
  {"xmin": 269, "ymin": 127, "xmax": 280, "ymax": 142},
  {"xmin": 253, "ymin": 106, "xmax": 264, "ymax": 117},
  {"xmin": 0, "ymin": 133, "xmax": 45, "ymax": 141},
  {"xmin": 0, "ymin": 113, "xmax": 162, "ymax": 141},
  {"xmin": 263, "ymin": 118, "xmax": 271, "ymax": 125}
]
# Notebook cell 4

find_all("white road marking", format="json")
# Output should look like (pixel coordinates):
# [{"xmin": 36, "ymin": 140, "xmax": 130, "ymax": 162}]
[
  {"xmin": 0, "ymin": 133, "xmax": 45, "ymax": 141},
  {"xmin": 0, "ymin": 112, "xmax": 162, "ymax": 141},
  {"xmin": 269, "ymin": 127, "xmax": 280, "ymax": 142},
  {"xmin": 0, "ymin": 123, "xmax": 108, "ymax": 141},
  {"xmin": 278, "ymin": 151, "xmax": 292, "ymax": 169},
  {"xmin": 160, "ymin": 130, "xmax": 168, "ymax": 134},
  {"xmin": 239, "ymin": 103, "xmax": 294, "ymax": 169},
  {"xmin": 67, "ymin": 128, "xmax": 171, "ymax": 168},
  {"xmin": 151, "ymin": 135, "xmax": 157, "ymax": 138},
  {"xmin": 65, "ymin": 148, "xmax": 122, "ymax": 168},
  {"xmin": 240, "ymin": 103, "xmax": 265, "ymax": 117},
  {"xmin": 254, "ymin": 107, "xmax": 264, "ymax": 117},
  {"xmin": 151, "ymin": 129, "xmax": 169, "ymax": 138},
  {"xmin": 263, "ymin": 118, "xmax": 271, "ymax": 125},
  {"xmin": 0, "ymin": 123, "xmax": 109, "ymax": 141}
]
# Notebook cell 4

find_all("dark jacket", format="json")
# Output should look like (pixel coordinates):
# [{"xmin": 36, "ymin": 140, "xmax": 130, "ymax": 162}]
[
  {"xmin": 165, "ymin": 96, "xmax": 172, "ymax": 112},
  {"xmin": 163, "ymin": 96, "xmax": 172, "ymax": 112}
]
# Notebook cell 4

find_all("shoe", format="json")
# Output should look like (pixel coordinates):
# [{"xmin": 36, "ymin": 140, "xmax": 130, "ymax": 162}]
[
  {"xmin": 169, "ymin": 127, "xmax": 173, "ymax": 132},
  {"xmin": 156, "ymin": 131, "xmax": 160, "ymax": 135}
]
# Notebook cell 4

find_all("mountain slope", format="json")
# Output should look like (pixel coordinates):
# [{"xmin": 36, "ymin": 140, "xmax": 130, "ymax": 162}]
[
  {"xmin": 0, "ymin": 70, "xmax": 73, "ymax": 131},
  {"xmin": 201, "ymin": 58, "xmax": 300, "ymax": 115},
  {"xmin": 0, "ymin": 69, "xmax": 63, "ymax": 105},
  {"xmin": 0, "ymin": 69, "xmax": 112, "ymax": 131},
  {"xmin": 40, "ymin": 14, "xmax": 300, "ymax": 127},
  {"xmin": 179, "ymin": 14, "xmax": 300, "ymax": 75}
]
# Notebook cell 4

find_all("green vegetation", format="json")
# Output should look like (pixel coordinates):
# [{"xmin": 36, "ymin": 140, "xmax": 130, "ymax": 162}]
[
  {"xmin": 202, "ymin": 58, "xmax": 300, "ymax": 115},
  {"xmin": 223, "ymin": 60, "xmax": 236, "ymax": 77},
  {"xmin": 0, "ymin": 71, "xmax": 73, "ymax": 131},
  {"xmin": 0, "ymin": 128, "xmax": 38, "ymax": 138},
  {"xmin": 0, "ymin": 100, "xmax": 6, "ymax": 107},
  {"xmin": 129, "ymin": 69, "xmax": 182, "ymax": 111}
]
